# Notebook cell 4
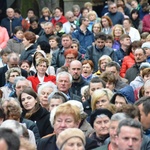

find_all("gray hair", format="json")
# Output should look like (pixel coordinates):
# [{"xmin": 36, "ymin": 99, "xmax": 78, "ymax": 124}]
[
  {"xmin": 1, "ymin": 120, "xmax": 24, "ymax": 137},
  {"xmin": 7, "ymin": 53, "xmax": 19, "ymax": 62},
  {"xmin": 56, "ymin": 71, "xmax": 72, "ymax": 83},
  {"xmin": 111, "ymin": 113, "xmax": 129, "ymax": 121},
  {"xmin": 144, "ymin": 80, "xmax": 150, "ymax": 89},
  {"xmin": 48, "ymin": 91, "xmax": 68, "ymax": 103},
  {"xmin": 117, "ymin": 118, "xmax": 143, "ymax": 138},
  {"xmin": 5, "ymin": 67, "xmax": 21, "ymax": 81},
  {"xmin": 38, "ymin": 81, "xmax": 57, "ymax": 96},
  {"xmin": 14, "ymin": 76, "xmax": 32, "ymax": 88},
  {"xmin": 44, "ymin": 22, "xmax": 53, "ymax": 27},
  {"xmin": 65, "ymin": 11, "xmax": 74, "ymax": 19}
]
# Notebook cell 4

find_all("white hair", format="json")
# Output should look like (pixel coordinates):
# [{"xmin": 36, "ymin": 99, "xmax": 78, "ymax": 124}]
[{"xmin": 56, "ymin": 71, "xmax": 72, "ymax": 83}]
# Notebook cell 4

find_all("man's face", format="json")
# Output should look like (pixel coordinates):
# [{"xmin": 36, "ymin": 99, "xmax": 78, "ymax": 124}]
[
  {"xmin": 123, "ymin": 20, "xmax": 131, "ymax": 29},
  {"xmin": 62, "ymin": 37, "xmax": 72, "ymax": 49},
  {"xmin": 115, "ymin": 95, "xmax": 127, "ymax": 108},
  {"xmin": 116, "ymin": 126, "xmax": 142, "ymax": 150},
  {"xmin": 44, "ymin": 25, "xmax": 53, "ymax": 35},
  {"xmin": 69, "ymin": 61, "xmax": 82, "ymax": 81},
  {"xmin": 56, "ymin": 74, "xmax": 72, "ymax": 94},
  {"xmin": 106, "ymin": 82, "xmax": 115, "ymax": 91},
  {"xmin": 109, "ymin": 4, "xmax": 117, "ymax": 13},
  {"xmin": 27, "ymin": 10, "xmax": 35, "ymax": 19},
  {"xmin": 138, "ymin": 104, "xmax": 150, "ymax": 130},
  {"xmin": 120, "ymin": 37, "xmax": 131, "ymax": 47},
  {"xmin": 109, "ymin": 121, "xmax": 119, "ymax": 144},
  {"xmin": 8, "ymin": 58, "xmax": 19, "ymax": 68},
  {"xmin": 7, "ymin": 8, "xmax": 14, "ymax": 18},
  {"xmin": 54, "ymin": 9, "xmax": 62, "ymax": 17},
  {"xmin": 134, "ymin": 49, "xmax": 146, "ymax": 63},
  {"xmin": 89, "ymin": 82, "xmax": 104, "ymax": 95},
  {"xmin": 95, "ymin": 38, "xmax": 105, "ymax": 49},
  {"xmin": 105, "ymin": 66, "xmax": 119, "ymax": 79},
  {"xmin": 15, "ymin": 80, "xmax": 30, "ymax": 97},
  {"xmin": 53, "ymin": 114, "xmax": 79, "ymax": 135}
]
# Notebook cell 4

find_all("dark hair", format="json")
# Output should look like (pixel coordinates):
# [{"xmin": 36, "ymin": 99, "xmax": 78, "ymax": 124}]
[
  {"xmin": 55, "ymin": 7, "xmax": 63, "ymax": 12},
  {"xmin": 19, "ymin": 60, "xmax": 31, "ymax": 67},
  {"xmin": 0, "ymin": 47, "xmax": 11, "ymax": 56},
  {"xmin": 130, "ymin": 9, "xmax": 139, "ymax": 17},
  {"xmin": 117, "ymin": 118, "xmax": 143, "ymax": 138},
  {"xmin": 27, "ymin": 8, "xmax": 35, "ymax": 14},
  {"xmin": 119, "ymin": 34, "xmax": 130, "ymax": 41},
  {"xmin": 95, "ymin": 32, "xmax": 107, "ymax": 41},
  {"xmin": 0, "ymin": 106, "xmax": 5, "ymax": 120},
  {"xmin": 29, "ymin": 16, "xmax": 39, "ymax": 24},
  {"xmin": 14, "ymin": 26, "xmax": 23, "ymax": 34},
  {"xmin": 55, "ymin": 22, "xmax": 63, "ymax": 27},
  {"xmin": 0, "ymin": 128, "xmax": 20, "ymax": 150},
  {"xmin": 106, "ymin": 34, "xmax": 114, "ymax": 43},
  {"xmin": 90, "ymin": 77, "xmax": 106, "ymax": 88},
  {"xmin": 100, "ymin": 71, "xmax": 117, "ymax": 83},
  {"xmin": 14, "ymin": 8, "xmax": 21, "ymax": 14},
  {"xmin": 106, "ymin": 61, "xmax": 121, "ymax": 72},
  {"xmin": 80, "ymin": 7, "xmax": 89, "ymax": 14},
  {"xmin": 135, "ymin": 96, "xmax": 150, "ymax": 116},
  {"xmin": 38, "ymin": 41, "xmax": 50, "ymax": 54}
]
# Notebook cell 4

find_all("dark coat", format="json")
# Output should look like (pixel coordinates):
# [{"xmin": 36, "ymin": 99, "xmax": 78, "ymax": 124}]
[
  {"xmin": 83, "ymin": 97, "xmax": 92, "ymax": 116},
  {"xmin": 37, "ymin": 134, "xmax": 99, "ymax": 150},
  {"xmin": 20, "ymin": 44, "xmax": 36, "ymax": 65},
  {"xmin": 0, "ymin": 66, "xmax": 28, "ymax": 87},
  {"xmin": 22, "ymin": 106, "xmax": 53, "ymax": 138},
  {"xmin": 51, "ymin": 47, "xmax": 83, "ymax": 71},
  {"xmin": 85, "ymin": 45, "xmax": 116, "ymax": 72},
  {"xmin": 21, "ymin": 118, "xmax": 41, "ymax": 144}
]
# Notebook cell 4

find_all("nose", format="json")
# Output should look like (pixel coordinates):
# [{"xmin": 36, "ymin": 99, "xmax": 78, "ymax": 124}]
[
  {"xmin": 128, "ymin": 139, "xmax": 133, "ymax": 147},
  {"xmin": 101, "ymin": 122, "xmax": 105, "ymax": 128},
  {"xmin": 60, "ymin": 121, "xmax": 67, "ymax": 127}
]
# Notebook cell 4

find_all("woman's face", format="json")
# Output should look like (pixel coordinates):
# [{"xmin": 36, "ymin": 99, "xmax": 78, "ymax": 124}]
[
  {"xmin": 36, "ymin": 62, "xmax": 47, "ymax": 75},
  {"xmin": 132, "ymin": 12, "xmax": 138, "ymax": 20},
  {"xmin": 62, "ymin": 137, "xmax": 84, "ymax": 150},
  {"xmin": 95, "ymin": 95, "xmax": 110, "ymax": 109},
  {"xmin": 30, "ymin": 21, "xmax": 38, "ymax": 29},
  {"xmin": 65, "ymin": 54, "xmax": 76, "ymax": 66},
  {"xmin": 82, "ymin": 63, "xmax": 93, "ymax": 77},
  {"xmin": 15, "ymin": 30, "xmax": 24, "ymax": 40},
  {"xmin": 21, "ymin": 93, "xmax": 37, "ymax": 110},
  {"xmin": 89, "ymin": 14, "xmax": 96, "ymax": 21},
  {"xmin": 115, "ymin": 95, "xmax": 127, "ymax": 108},
  {"xmin": 21, "ymin": 62, "xmax": 30, "ymax": 72},
  {"xmin": 49, "ymin": 98, "xmax": 63, "ymax": 112},
  {"xmin": 22, "ymin": 37, "xmax": 30, "ymax": 47},
  {"xmin": 71, "ymin": 43, "xmax": 79, "ymax": 51},
  {"xmin": 94, "ymin": 116, "xmax": 110, "ymax": 137},
  {"xmin": 101, "ymin": 18, "xmax": 109, "ymax": 27},
  {"xmin": 114, "ymin": 27, "xmax": 123, "ymax": 37},
  {"xmin": 8, "ymin": 72, "xmax": 20, "ymax": 83},
  {"xmin": 92, "ymin": 24, "xmax": 101, "ymax": 34},
  {"xmin": 49, "ymin": 39, "xmax": 58, "ymax": 49},
  {"xmin": 100, "ymin": 59, "xmax": 108, "ymax": 71}
]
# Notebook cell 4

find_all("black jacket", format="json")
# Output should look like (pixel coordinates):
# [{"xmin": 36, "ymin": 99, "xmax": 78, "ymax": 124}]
[
  {"xmin": 22, "ymin": 106, "xmax": 53, "ymax": 137},
  {"xmin": 37, "ymin": 134, "xmax": 99, "ymax": 150},
  {"xmin": 0, "ymin": 66, "xmax": 28, "ymax": 87}
]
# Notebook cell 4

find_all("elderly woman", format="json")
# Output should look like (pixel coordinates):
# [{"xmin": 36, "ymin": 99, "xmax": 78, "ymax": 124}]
[
  {"xmin": 89, "ymin": 108, "xmax": 113, "ymax": 146},
  {"xmin": 48, "ymin": 91, "xmax": 67, "ymax": 112},
  {"xmin": 20, "ymin": 31, "xmax": 37, "ymax": 65},
  {"xmin": 56, "ymin": 128, "xmax": 86, "ymax": 150},
  {"xmin": 91, "ymin": 88, "xmax": 113, "ymax": 111},
  {"xmin": 38, "ymin": 81, "xmax": 57, "ymax": 110},
  {"xmin": 81, "ymin": 60, "xmax": 95, "ymax": 83},
  {"xmin": 27, "ymin": 57, "xmax": 56, "ymax": 92},
  {"xmin": 19, "ymin": 87, "xmax": 53, "ymax": 137},
  {"xmin": 1, "ymin": 67, "xmax": 21, "ymax": 99},
  {"xmin": 94, "ymin": 55, "xmax": 112, "ymax": 76}
]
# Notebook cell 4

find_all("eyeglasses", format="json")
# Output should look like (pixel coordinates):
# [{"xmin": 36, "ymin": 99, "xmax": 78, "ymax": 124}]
[
  {"xmin": 66, "ymin": 57, "xmax": 75, "ymax": 60},
  {"xmin": 68, "ymin": 16, "xmax": 74, "ymax": 19}
]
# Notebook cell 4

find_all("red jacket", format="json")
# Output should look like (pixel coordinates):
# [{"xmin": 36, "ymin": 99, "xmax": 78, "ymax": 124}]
[
  {"xmin": 27, "ymin": 74, "xmax": 56, "ymax": 92},
  {"xmin": 142, "ymin": 14, "xmax": 150, "ymax": 32},
  {"xmin": 51, "ymin": 15, "xmax": 67, "ymax": 26},
  {"xmin": 120, "ymin": 52, "xmax": 135, "ymax": 78}
]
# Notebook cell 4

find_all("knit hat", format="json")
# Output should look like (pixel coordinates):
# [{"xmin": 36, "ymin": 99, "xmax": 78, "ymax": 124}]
[
  {"xmin": 56, "ymin": 128, "xmax": 86, "ymax": 150},
  {"xmin": 141, "ymin": 42, "xmax": 150, "ymax": 49},
  {"xmin": 90, "ymin": 108, "xmax": 113, "ymax": 127},
  {"xmin": 139, "ymin": 62, "xmax": 150, "ymax": 70}
]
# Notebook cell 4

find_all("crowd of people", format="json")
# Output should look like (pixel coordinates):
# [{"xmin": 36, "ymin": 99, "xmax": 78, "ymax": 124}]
[{"xmin": 0, "ymin": 0, "xmax": 150, "ymax": 150}]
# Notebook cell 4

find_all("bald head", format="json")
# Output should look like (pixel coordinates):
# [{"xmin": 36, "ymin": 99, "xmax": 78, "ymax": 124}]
[
  {"xmin": 69, "ymin": 60, "xmax": 82, "ymax": 81},
  {"xmin": 6, "ymin": 8, "xmax": 14, "ymax": 19}
]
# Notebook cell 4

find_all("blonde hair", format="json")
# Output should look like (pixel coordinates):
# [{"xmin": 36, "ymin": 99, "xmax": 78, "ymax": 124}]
[
  {"xmin": 91, "ymin": 88, "xmax": 113, "ymax": 111},
  {"xmin": 87, "ymin": 10, "xmax": 97, "ymax": 19},
  {"xmin": 98, "ymin": 55, "xmax": 112, "ymax": 68},
  {"xmin": 112, "ymin": 24, "xmax": 124, "ymax": 38},
  {"xmin": 36, "ymin": 57, "xmax": 49, "ymax": 67},
  {"xmin": 146, "ymin": 34, "xmax": 150, "ymax": 42},
  {"xmin": 41, "ymin": 7, "xmax": 51, "ymax": 15}
]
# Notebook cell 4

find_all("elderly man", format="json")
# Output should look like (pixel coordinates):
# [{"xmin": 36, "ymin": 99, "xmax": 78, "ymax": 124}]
[
  {"xmin": 1, "ymin": 8, "xmax": 21, "ymax": 37},
  {"xmin": 37, "ymin": 102, "xmax": 98, "ymax": 150},
  {"xmin": 0, "ymin": 53, "xmax": 28, "ymax": 87},
  {"xmin": 56, "ymin": 71, "xmax": 80, "ymax": 101}
]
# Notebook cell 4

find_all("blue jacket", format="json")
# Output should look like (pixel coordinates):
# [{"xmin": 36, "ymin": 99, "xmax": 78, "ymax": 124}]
[
  {"xmin": 72, "ymin": 28, "xmax": 94, "ymax": 54},
  {"xmin": 1, "ymin": 17, "xmax": 21, "ymax": 37}
]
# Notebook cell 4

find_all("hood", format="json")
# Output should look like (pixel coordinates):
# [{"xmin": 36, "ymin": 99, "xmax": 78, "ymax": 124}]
[
  {"xmin": 110, "ymin": 85, "xmax": 135, "ymax": 104},
  {"xmin": 32, "ymin": 50, "xmax": 46, "ymax": 67}
]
